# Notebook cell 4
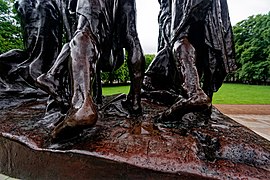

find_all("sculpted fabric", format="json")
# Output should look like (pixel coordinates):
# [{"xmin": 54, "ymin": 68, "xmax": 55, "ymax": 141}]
[
  {"xmin": 150, "ymin": 0, "xmax": 236, "ymax": 93},
  {"xmin": 75, "ymin": 0, "xmax": 128, "ymax": 71}
]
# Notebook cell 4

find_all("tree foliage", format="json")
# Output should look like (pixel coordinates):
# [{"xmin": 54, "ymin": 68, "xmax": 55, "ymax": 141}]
[
  {"xmin": 101, "ymin": 54, "xmax": 154, "ymax": 84},
  {"xmin": 233, "ymin": 12, "xmax": 270, "ymax": 84},
  {"xmin": 0, "ymin": 0, "xmax": 23, "ymax": 54}
]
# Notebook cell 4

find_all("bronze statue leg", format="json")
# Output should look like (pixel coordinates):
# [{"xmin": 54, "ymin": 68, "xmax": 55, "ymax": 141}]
[
  {"xmin": 36, "ymin": 43, "xmax": 70, "ymax": 103},
  {"xmin": 172, "ymin": 38, "xmax": 206, "ymax": 98},
  {"xmin": 159, "ymin": 37, "xmax": 211, "ymax": 121},
  {"xmin": 121, "ymin": 0, "xmax": 145, "ymax": 115},
  {"xmin": 51, "ymin": 16, "xmax": 98, "ymax": 138}
]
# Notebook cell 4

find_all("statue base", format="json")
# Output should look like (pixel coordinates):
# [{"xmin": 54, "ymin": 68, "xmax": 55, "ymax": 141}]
[{"xmin": 0, "ymin": 91, "xmax": 269, "ymax": 179}]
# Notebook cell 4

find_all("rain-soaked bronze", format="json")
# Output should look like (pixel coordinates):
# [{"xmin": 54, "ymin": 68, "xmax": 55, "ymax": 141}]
[
  {"xmin": 0, "ymin": 93, "xmax": 269, "ymax": 179},
  {"xmin": 0, "ymin": 0, "xmax": 269, "ymax": 179}
]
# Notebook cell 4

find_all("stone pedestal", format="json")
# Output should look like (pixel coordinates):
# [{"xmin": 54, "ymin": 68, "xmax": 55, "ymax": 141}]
[{"xmin": 0, "ymin": 92, "xmax": 269, "ymax": 179}]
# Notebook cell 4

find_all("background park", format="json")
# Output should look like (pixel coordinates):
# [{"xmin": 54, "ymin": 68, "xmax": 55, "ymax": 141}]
[{"xmin": 0, "ymin": 0, "xmax": 270, "ymax": 105}]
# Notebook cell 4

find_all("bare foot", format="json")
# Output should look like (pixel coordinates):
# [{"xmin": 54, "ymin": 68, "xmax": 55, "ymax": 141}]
[
  {"xmin": 157, "ymin": 91, "xmax": 211, "ymax": 122},
  {"xmin": 189, "ymin": 90, "xmax": 211, "ymax": 108},
  {"xmin": 51, "ymin": 98, "xmax": 98, "ymax": 139},
  {"xmin": 121, "ymin": 94, "xmax": 142, "ymax": 116}
]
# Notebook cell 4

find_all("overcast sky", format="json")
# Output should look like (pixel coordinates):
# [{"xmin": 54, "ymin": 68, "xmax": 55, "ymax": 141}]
[{"xmin": 136, "ymin": 0, "xmax": 270, "ymax": 54}]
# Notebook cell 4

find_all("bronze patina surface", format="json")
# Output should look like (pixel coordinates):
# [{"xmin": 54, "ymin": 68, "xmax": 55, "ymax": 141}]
[
  {"xmin": 0, "ymin": 1, "xmax": 269, "ymax": 179},
  {"xmin": 0, "ymin": 92, "xmax": 269, "ymax": 179}
]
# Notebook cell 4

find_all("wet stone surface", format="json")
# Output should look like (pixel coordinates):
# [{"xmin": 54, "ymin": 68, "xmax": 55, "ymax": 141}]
[{"xmin": 0, "ymin": 92, "xmax": 269, "ymax": 179}]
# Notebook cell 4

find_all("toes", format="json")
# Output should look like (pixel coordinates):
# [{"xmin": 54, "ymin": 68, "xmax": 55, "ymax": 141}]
[{"xmin": 51, "ymin": 108, "xmax": 98, "ymax": 140}]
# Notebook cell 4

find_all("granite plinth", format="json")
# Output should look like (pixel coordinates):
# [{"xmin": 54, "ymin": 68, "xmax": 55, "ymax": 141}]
[{"xmin": 0, "ymin": 91, "xmax": 269, "ymax": 179}]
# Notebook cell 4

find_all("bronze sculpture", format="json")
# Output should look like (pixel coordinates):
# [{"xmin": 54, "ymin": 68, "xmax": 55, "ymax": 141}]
[
  {"xmin": 1, "ymin": 1, "xmax": 270, "ymax": 179},
  {"xmin": 0, "ymin": 0, "xmax": 62, "ymax": 89},
  {"xmin": 0, "ymin": 0, "xmax": 236, "ymax": 137},
  {"xmin": 143, "ymin": 0, "xmax": 237, "ymax": 121},
  {"xmin": 0, "ymin": 0, "xmax": 145, "ymax": 138},
  {"xmin": 36, "ymin": 0, "xmax": 145, "ymax": 138}
]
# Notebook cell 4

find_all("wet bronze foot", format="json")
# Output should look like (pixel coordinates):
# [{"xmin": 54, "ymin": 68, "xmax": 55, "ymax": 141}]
[
  {"xmin": 51, "ymin": 104, "xmax": 98, "ymax": 140},
  {"xmin": 121, "ymin": 95, "xmax": 142, "ymax": 116},
  {"xmin": 157, "ymin": 92, "xmax": 211, "ymax": 122}
]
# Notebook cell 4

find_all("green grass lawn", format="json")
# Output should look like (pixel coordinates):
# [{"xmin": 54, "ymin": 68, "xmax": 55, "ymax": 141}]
[
  {"xmin": 102, "ymin": 85, "xmax": 130, "ymax": 95},
  {"xmin": 102, "ymin": 83, "xmax": 270, "ymax": 104},
  {"xmin": 212, "ymin": 83, "xmax": 270, "ymax": 104}
]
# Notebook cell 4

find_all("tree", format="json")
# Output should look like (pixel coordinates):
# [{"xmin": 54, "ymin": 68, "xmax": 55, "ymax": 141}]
[
  {"xmin": 101, "ymin": 54, "xmax": 155, "ymax": 84},
  {"xmin": 145, "ymin": 54, "xmax": 155, "ymax": 68},
  {"xmin": 233, "ymin": 12, "xmax": 270, "ymax": 84},
  {"xmin": 0, "ymin": 0, "xmax": 23, "ymax": 54}
]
